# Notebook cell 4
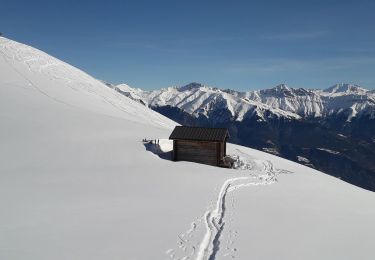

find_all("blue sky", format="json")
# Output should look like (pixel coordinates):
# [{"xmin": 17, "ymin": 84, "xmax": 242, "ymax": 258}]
[{"xmin": 2, "ymin": 0, "xmax": 375, "ymax": 90}]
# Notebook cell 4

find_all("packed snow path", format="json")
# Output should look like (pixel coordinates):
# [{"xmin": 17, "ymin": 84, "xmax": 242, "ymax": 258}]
[{"xmin": 166, "ymin": 152, "xmax": 291, "ymax": 260}]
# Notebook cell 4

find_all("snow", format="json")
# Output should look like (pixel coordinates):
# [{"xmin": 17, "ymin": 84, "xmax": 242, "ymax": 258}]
[
  {"xmin": 262, "ymin": 147, "xmax": 280, "ymax": 155},
  {"xmin": 118, "ymin": 82, "xmax": 375, "ymax": 122},
  {"xmin": 226, "ymin": 151, "xmax": 375, "ymax": 260},
  {"xmin": 125, "ymin": 82, "xmax": 302, "ymax": 121},
  {"xmin": 317, "ymin": 148, "xmax": 341, "ymax": 155},
  {"xmin": 114, "ymin": 83, "xmax": 148, "ymax": 106},
  {"xmin": 297, "ymin": 155, "xmax": 310, "ymax": 163},
  {"xmin": 323, "ymin": 83, "xmax": 368, "ymax": 95},
  {"xmin": 1, "ymin": 36, "xmax": 375, "ymax": 260}
]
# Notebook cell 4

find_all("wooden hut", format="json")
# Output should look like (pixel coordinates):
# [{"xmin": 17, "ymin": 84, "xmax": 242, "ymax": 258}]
[{"xmin": 169, "ymin": 126, "xmax": 230, "ymax": 166}]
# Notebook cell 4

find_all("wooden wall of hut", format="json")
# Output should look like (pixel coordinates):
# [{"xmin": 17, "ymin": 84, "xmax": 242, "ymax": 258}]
[{"xmin": 173, "ymin": 140, "xmax": 224, "ymax": 166}]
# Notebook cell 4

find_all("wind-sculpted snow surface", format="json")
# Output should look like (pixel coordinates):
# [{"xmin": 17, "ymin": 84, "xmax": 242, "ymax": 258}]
[{"xmin": 1, "ymin": 37, "xmax": 375, "ymax": 260}]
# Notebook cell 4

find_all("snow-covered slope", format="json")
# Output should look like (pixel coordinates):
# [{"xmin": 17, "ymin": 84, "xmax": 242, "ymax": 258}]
[
  {"xmin": 0, "ymin": 38, "xmax": 173, "ymax": 128},
  {"xmin": 1, "ymin": 37, "xmax": 374, "ymax": 260},
  {"xmin": 105, "ymin": 82, "xmax": 148, "ymax": 106},
  {"xmin": 122, "ymin": 82, "xmax": 375, "ymax": 122}
]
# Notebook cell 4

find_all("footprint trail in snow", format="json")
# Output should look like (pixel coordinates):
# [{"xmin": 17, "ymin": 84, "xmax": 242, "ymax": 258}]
[{"xmin": 167, "ymin": 150, "xmax": 291, "ymax": 260}]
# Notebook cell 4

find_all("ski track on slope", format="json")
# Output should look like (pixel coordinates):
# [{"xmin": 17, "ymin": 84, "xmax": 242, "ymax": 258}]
[
  {"xmin": 167, "ymin": 157, "xmax": 291, "ymax": 260},
  {"xmin": 0, "ymin": 41, "xmax": 174, "ymax": 129}
]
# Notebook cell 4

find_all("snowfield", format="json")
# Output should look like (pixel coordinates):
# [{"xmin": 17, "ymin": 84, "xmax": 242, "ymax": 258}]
[{"xmin": 1, "ymin": 37, "xmax": 375, "ymax": 260}]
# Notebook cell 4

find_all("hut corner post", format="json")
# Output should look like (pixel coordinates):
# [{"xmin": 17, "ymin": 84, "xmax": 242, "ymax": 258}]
[
  {"xmin": 224, "ymin": 138, "xmax": 227, "ymax": 156},
  {"xmin": 217, "ymin": 142, "xmax": 220, "ymax": 166},
  {"xmin": 172, "ymin": 140, "xmax": 177, "ymax": 161}
]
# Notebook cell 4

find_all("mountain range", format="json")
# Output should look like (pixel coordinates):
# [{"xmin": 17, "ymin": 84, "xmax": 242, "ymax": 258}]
[{"xmin": 111, "ymin": 82, "xmax": 375, "ymax": 191}]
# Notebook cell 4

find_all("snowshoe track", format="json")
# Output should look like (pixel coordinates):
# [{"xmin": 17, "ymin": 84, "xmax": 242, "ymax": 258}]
[{"xmin": 168, "ymin": 152, "xmax": 291, "ymax": 260}]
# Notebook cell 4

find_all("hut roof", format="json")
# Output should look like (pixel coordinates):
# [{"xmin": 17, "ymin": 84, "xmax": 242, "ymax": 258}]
[{"xmin": 169, "ymin": 126, "xmax": 229, "ymax": 142}]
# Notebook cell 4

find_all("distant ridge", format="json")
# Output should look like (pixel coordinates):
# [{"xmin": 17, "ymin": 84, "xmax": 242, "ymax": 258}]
[{"xmin": 113, "ymin": 81, "xmax": 375, "ymax": 122}]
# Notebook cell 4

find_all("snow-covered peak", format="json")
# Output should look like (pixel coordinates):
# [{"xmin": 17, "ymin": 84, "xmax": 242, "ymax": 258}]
[
  {"xmin": 259, "ymin": 84, "xmax": 316, "ymax": 97},
  {"xmin": 177, "ymin": 82, "xmax": 207, "ymax": 92},
  {"xmin": 273, "ymin": 83, "xmax": 290, "ymax": 91},
  {"xmin": 116, "ymin": 83, "xmax": 144, "ymax": 94},
  {"xmin": 115, "ymin": 83, "xmax": 132, "ymax": 90},
  {"xmin": 324, "ymin": 83, "xmax": 368, "ymax": 95},
  {"xmin": 114, "ymin": 82, "xmax": 301, "ymax": 121},
  {"xmin": 114, "ymin": 81, "xmax": 374, "ymax": 122},
  {"xmin": 114, "ymin": 84, "xmax": 148, "ymax": 106}
]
